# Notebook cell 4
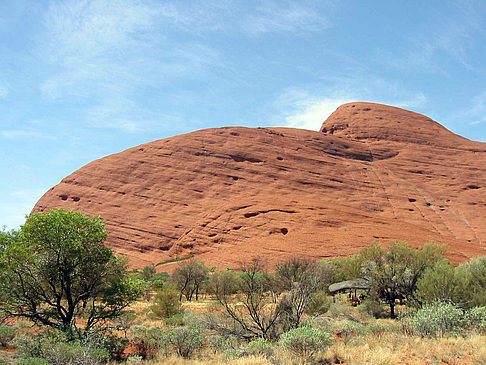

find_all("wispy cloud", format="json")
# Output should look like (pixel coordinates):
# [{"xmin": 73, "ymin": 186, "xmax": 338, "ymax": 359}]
[
  {"xmin": 377, "ymin": 1, "xmax": 486, "ymax": 73},
  {"xmin": 453, "ymin": 91, "xmax": 486, "ymax": 126},
  {"xmin": 1, "ymin": 129, "xmax": 54, "ymax": 140},
  {"xmin": 244, "ymin": 0, "xmax": 331, "ymax": 35}
]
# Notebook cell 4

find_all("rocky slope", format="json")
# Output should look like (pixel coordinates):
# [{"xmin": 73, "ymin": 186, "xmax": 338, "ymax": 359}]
[{"xmin": 33, "ymin": 102, "xmax": 486, "ymax": 269}]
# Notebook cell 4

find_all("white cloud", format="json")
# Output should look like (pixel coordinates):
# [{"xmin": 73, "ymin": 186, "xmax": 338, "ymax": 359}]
[
  {"xmin": 276, "ymin": 85, "xmax": 428, "ymax": 131},
  {"xmin": 245, "ymin": 0, "xmax": 331, "ymax": 35},
  {"xmin": 283, "ymin": 97, "xmax": 353, "ymax": 131},
  {"xmin": 1, "ymin": 129, "xmax": 53, "ymax": 140}
]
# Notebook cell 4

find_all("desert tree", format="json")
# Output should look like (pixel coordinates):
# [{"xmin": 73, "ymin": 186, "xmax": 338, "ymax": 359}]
[
  {"xmin": 360, "ymin": 241, "xmax": 444, "ymax": 317},
  {"xmin": 173, "ymin": 259, "xmax": 209, "ymax": 301},
  {"xmin": 211, "ymin": 260, "xmax": 283, "ymax": 340},
  {"xmin": 0, "ymin": 209, "xmax": 144, "ymax": 338}
]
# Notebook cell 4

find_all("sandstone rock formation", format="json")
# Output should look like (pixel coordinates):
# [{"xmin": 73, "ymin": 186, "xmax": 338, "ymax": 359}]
[{"xmin": 33, "ymin": 102, "xmax": 486, "ymax": 269}]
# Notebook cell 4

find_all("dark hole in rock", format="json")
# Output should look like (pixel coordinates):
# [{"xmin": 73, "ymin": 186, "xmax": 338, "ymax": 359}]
[
  {"xmin": 244, "ymin": 212, "xmax": 259, "ymax": 218},
  {"xmin": 277, "ymin": 156, "xmax": 283, "ymax": 161},
  {"xmin": 408, "ymin": 198, "xmax": 416, "ymax": 202},
  {"xmin": 362, "ymin": 107, "xmax": 371, "ymax": 111},
  {"xmin": 59, "ymin": 194, "xmax": 68, "ymax": 200},
  {"xmin": 465, "ymin": 185, "xmax": 481, "ymax": 190},
  {"xmin": 233, "ymin": 226, "xmax": 242, "ymax": 230},
  {"xmin": 409, "ymin": 209, "xmax": 414, "ymax": 211},
  {"xmin": 139, "ymin": 148, "xmax": 144, "ymax": 151},
  {"xmin": 230, "ymin": 132, "xmax": 240, "ymax": 136},
  {"xmin": 281, "ymin": 228, "xmax": 288, "ymax": 235},
  {"xmin": 71, "ymin": 197, "xmax": 80, "ymax": 202},
  {"xmin": 427, "ymin": 202, "xmax": 433, "ymax": 206},
  {"xmin": 232, "ymin": 176, "xmax": 239, "ymax": 181},
  {"xmin": 159, "ymin": 246, "xmax": 170, "ymax": 251},
  {"xmin": 208, "ymin": 233, "xmax": 217, "ymax": 237}
]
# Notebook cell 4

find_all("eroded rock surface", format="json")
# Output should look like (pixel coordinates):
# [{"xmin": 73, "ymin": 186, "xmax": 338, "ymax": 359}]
[{"xmin": 33, "ymin": 102, "xmax": 486, "ymax": 269}]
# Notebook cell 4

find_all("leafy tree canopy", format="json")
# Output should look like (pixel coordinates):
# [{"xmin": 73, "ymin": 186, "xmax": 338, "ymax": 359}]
[{"xmin": 0, "ymin": 209, "xmax": 144, "ymax": 337}]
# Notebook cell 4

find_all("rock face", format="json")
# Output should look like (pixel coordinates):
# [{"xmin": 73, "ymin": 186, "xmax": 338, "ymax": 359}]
[{"xmin": 33, "ymin": 102, "xmax": 486, "ymax": 269}]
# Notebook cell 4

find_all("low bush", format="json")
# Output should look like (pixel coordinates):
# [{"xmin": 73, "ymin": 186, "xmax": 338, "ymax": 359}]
[
  {"xmin": 15, "ymin": 359, "xmax": 50, "ymax": 365},
  {"xmin": 279, "ymin": 326, "xmax": 332, "ymax": 361},
  {"xmin": 304, "ymin": 291, "xmax": 332, "ymax": 317},
  {"xmin": 15, "ymin": 331, "xmax": 110, "ymax": 365},
  {"xmin": 244, "ymin": 338, "xmax": 274, "ymax": 358},
  {"xmin": 149, "ymin": 283, "xmax": 181, "ymax": 319},
  {"xmin": 0, "ymin": 325, "xmax": 18, "ymax": 347},
  {"xmin": 410, "ymin": 301, "xmax": 464, "ymax": 337},
  {"xmin": 337, "ymin": 320, "xmax": 369, "ymax": 344},
  {"xmin": 466, "ymin": 306, "xmax": 486, "ymax": 332},
  {"xmin": 160, "ymin": 325, "xmax": 205, "ymax": 358}
]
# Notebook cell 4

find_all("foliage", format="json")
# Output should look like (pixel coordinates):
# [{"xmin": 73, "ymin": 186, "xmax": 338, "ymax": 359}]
[
  {"xmin": 337, "ymin": 320, "xmax": 369, "ymax": 344},
  {"xmin": 277, "ymin": 258, "xmax": 334, "ymax": 330},
  {"xmin": 360, "ymin": 241, "xmax": 444, "ymax": 318},
  {"xmin": 456, "ymin": 256, "xmax": 486, "ymax": 308},
  {"xmin": 211, "ymin": 260, "xmax": 283, "ymax": 340},
  {"xmin": 244, "ymin": 338, "xmax": 274, "ymax": 358},
  {"xmin": 16, "ymin": 330, "xmax": 109, "ymax": 365},
  {"xmin": 410, "ymin": 301, "xmax": 464, "ymax": 337},
  {"xmin": 0, "ymin": 325, "xmax": 18, "ymax": 347},
  {"xmin": 15, "ymin": 359, "xmax": 50, "ymax": 365},
  {"xmin": 0, "ymin": 210, "xmax": 145, "ymax": 336},
  {"xmin": 149, "ymin": 282, "xmax": 181, "ymax": 319},
  {"xmin": 331, "ymin": 255, "xmax": 365, "ymax": 281},
  {"xmin": 359, "ymin": 296, "xmax": 386, "ymax": 318},
  {"xmin": 173, "ymin": 260, "xmax": 209, "ymax": 301},
  {"xmin": 415, "ymin": 260, "xmax": 465, "ymax": 305},
  {"xmin": 279, "ymin": 326, "xmax": 332, "ymax": 361},
  {"xmin": 466, "ymin": 306, "xmax": 486, "ymax": 332},
  {"xmin": 303, "ymin": 291, "xmax": 331, "ymax": 317},
  {"xmin": 160, "ymin": 325, "xmax": 205, "ymax": 358}
]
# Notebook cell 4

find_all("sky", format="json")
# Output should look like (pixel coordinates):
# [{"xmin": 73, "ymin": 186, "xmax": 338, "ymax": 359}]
[{"xmin": 1, "ymin": 0, "xmax": 486, "ymax": 230}]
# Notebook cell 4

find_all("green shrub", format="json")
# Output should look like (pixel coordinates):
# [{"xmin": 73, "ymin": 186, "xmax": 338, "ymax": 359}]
[
  {"xmin": 338, "ymin": 320, "xmax": 369, "ymax": 344},
  {"xmin": 279, "ymin": 326, "xmax": 332, "ymax": 361},
  {"xmin": 304, "ymin": 291, "xmax": 331, "ymax": 317},
  {"xmin": 0, "ymin": 325, "xmax": 18, "ymax": 347},
  {"xmin": 244, "ymin": 338, "xmax": 274, "ymax": 357},
  {"xmin": 15, "ymin": 331, "xmax": 110, "ymax": 365},
  {"xmin": 161, "ymin": 325, "xmax": 205, "ymax": 358},
  {"xmin": 149, "ymin": 283, "xmax": 181, "ymax": 319},
  {"xmin": 466, "ymin": 306, "xmax": 486, "ymax": 332},
  {"xmin": 163, "ymin": 313, "xmax": 185, "ymax": 326},
  {"xmin": 360, "ymin": 297, "xmax": 386, "ymax": 318},
  {"xmin": 410, "ymin": 302, "xmax": 464, "ymax": 337},
  {"xmin": 222, "ymin": 348, "xmax": 240, "ymax": 359},
  {"xmin": 15, "ymin": 359, "xmax": 50, "ymax": 365}
]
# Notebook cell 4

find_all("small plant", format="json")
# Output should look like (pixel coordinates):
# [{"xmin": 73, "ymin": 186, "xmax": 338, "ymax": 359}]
[
  {"xmin": 149, "ymin": 282, "xmax": 181, "ymax": 319},
  {"xmin": 0, "ymin": 325, "xmax": 18, "ymax": 347},
  {"xmin": 337, "ymin": 320, "xmax": 369, "ymax": 345},
  {"xmin": 466, "ymin": 306, "xmax": 486, "ymax": 333},
  {"xmin": 161, "ymin": 325, "xmax": 205, "ymax": 358},
  {"xmin": 410, "ymin": 301, "xmax": 464, "ymax": 337},
  {"xmin": 15, "ymin": 359, "xmax": 50, "ymax": 365},
  {"xmin": 245, "ymin": 338, "xmax": 274, "ymax": 358},
  {"xmin": 304, "ymin": 291, "xmax": 331, "ymax": 317},
  {"xmin": 279, "ymin": 326, "xmax": 332, "ymax": 362}
]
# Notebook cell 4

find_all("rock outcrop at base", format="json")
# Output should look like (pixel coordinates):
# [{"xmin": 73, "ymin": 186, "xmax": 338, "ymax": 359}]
[{"xmin": 33, "ymin": 102, "xmax": 486, "ymax": 269}]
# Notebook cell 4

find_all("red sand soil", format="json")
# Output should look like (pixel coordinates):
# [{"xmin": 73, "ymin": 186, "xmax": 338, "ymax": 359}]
[{"xmin": 33, "ymin": 102, "xmax": 486, "ymax": 270}]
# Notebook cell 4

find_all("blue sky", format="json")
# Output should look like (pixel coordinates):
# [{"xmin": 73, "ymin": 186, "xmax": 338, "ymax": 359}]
[{"xmin": 1, "ymin": 0, "xmax": 485, "ymax": 229}]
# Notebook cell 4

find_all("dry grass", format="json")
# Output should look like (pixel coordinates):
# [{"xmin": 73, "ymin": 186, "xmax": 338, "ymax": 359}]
[{"xmin": 321, "ymin": 332, "xmax": 486, "ymax": 365}]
